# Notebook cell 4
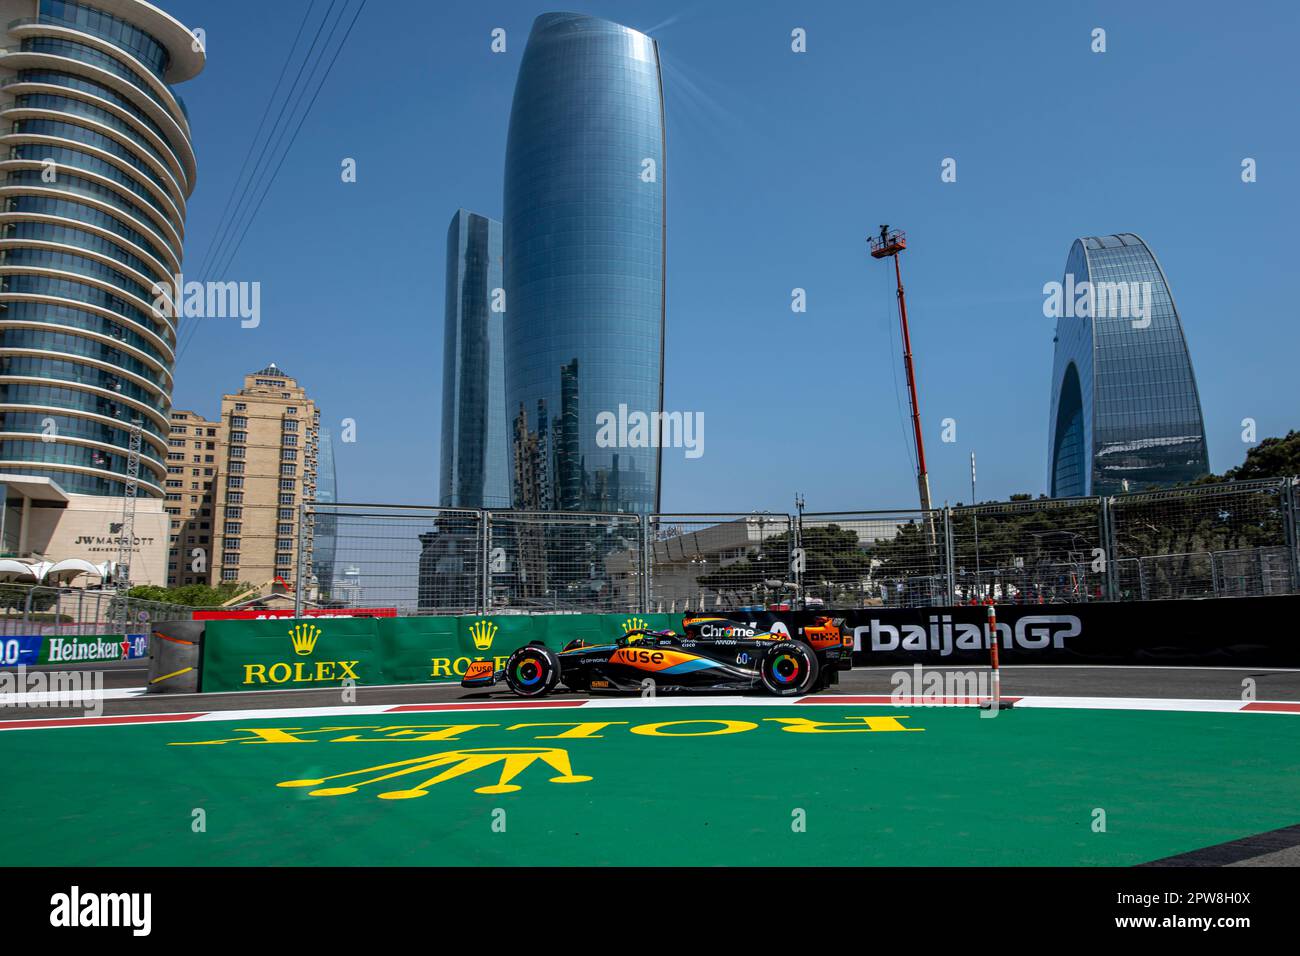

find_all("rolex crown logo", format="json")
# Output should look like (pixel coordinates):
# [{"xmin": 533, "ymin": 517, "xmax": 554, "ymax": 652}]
[
  {"xmin": 277, "ymin": 747, "xmax": 592, "ymax": 799},
  {"xmin": 289, "ymin": 622, "xmax": 322, "ymax": 656},
  {"xmin": 622, "ymin": 616, "xmax": 649, "ymax": 634},
  {"xmin": 469, "ymin": 619, "xmax": 498, "ymax": 651}
]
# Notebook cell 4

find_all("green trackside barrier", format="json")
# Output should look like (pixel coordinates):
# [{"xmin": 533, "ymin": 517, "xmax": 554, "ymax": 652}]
[
  {"xmin": 199, "ymin": 613, "xmax": 683, "ymax": 693},
  {"xmin": 201, "ymin": 617, "xmax": 382, "ymax": 693}
]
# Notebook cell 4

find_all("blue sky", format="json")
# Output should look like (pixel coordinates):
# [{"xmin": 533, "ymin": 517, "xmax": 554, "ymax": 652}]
[{"xmin": 162, "ymin": 0, "xmax": 1299, "ymax": 513}]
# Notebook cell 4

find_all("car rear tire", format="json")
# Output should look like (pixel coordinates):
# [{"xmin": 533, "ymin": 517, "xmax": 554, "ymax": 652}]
[
  {"xmin": 758, "ymin": 641, "xmax": 820, "ymax": 696},
  {"xmin": 504, "ymin": 644, "xmax": 562, "ymax": 697}
]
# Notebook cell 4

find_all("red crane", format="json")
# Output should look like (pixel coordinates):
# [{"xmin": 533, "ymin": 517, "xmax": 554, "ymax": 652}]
[{"xmin": 869, "ymin": 225, "xmax": 933, "ymax": 514}]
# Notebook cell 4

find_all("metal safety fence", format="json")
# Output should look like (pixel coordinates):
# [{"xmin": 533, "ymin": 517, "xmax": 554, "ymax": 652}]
[
  {"xmin": 299, "ymin": 477, "xmax": 1300, "ymax": 614},
  {"xmin": 0, "ymin": 585, "xmax": 199, "ymax": 638}
]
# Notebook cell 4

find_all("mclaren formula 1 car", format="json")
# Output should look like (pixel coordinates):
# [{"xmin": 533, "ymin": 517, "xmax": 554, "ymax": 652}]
[{"xmin": 462, "ymin": 615, "xmax": 851, "ymax": 698}]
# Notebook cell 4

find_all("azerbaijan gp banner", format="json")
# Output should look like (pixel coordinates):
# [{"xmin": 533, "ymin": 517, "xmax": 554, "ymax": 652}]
[
  {"xmin": 199, "ymin": 613, "xmax": 678, "ymax": 693},
  {"xmin": 744, "ymin": 595, "xmax": 1300, "ymax": 668}
]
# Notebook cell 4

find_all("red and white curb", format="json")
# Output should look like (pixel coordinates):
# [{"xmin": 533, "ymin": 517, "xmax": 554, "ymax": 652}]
[{"xmin": 0, "ymin": 692, "xmax": 1297, "ymax": 731}]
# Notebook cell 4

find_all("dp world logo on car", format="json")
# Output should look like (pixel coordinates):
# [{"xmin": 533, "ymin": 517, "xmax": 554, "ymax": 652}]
[{"xmin": 241, "ymin": 622, "xmax": 361, "ymax": 685}]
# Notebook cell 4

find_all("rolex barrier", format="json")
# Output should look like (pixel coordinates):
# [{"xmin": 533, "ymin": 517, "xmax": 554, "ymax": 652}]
[
  {"xmin": 188, "ymin": 613, "xmax": 678, "ymax": 693},
  {"xmin": 162, "ymin": 595, "xmax": 1300, "ymax": 695}
]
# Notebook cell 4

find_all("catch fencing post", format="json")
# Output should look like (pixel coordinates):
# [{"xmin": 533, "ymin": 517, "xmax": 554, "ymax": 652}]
[
  {"xmin": 294, "ymin": 500, "xmax": 308, "ymax": 616},
  {"xmin": 480, "ymin": 510, "xmax": 491, "ymax": 614},
  {"xmin": 943, "ymin": 507, "xmax": 956, "ymax": 605},
  {"xmin": 640, "ymin": 515, "xmax": 650, "ymax": 614},
  {"xmin": 1285, "ymin": 477, "xmax": 1300, "ymax": 594},
  {"xmin": 1101, "ymin": 496, "xmax": 1120, "ymax": 601}
]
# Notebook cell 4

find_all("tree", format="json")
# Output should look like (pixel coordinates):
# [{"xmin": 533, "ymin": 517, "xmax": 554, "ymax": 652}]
[
  {"xmin": 124, "ymin": 581, "xmax": 255, "ymax": 608},
  {"xmin": 0, "ymin": 585, "xmax": 59, "ymax": 615},
  {"xmin": 1220, "ymin": 430, "xmax": 1300, "ymax": 482}
]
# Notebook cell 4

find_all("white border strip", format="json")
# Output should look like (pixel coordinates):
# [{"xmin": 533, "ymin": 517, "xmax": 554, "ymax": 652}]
[{"xmin": 0, "ymin": 692, "xmax": 1297, "ymax": 731}]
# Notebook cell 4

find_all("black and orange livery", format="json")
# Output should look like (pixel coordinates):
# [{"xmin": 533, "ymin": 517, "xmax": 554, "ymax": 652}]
[{"xmin": 462, "ymin": 616, "xmax": 851, "ymax": 698}]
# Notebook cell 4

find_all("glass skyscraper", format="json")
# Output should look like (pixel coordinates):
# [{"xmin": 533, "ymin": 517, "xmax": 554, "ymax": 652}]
[
  {"xmin": 0, "ymin": 0, "xmax": 203, "ymax": 498},
  {"xmin": 1047, "ymin": 233, "xmax": 1209, "ymax": 497},
  {"xmin": 312, "ymin": 425, "xmax": 338, "ymax": 593},
  {"xmin": 504, "ymin": 13, "xmax": 666, "ymax": 515},
  {"xmin": 440, "ymin": 209, "xmax": 509, "ymax": 509}
]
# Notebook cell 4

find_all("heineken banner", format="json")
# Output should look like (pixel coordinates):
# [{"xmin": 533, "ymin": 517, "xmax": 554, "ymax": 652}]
[
  {"xmin": 0, "ymin": 634, "xmax": 148, "ymax": 667},
  {"xmin": 200, "ymin": 613, "xmax": 677, "ymax": 693}
]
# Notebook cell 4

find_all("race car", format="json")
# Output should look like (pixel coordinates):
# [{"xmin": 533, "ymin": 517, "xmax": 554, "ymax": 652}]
[{"xmin": 462, "ymin": 614, "xmax": 851, "ymax": 698}]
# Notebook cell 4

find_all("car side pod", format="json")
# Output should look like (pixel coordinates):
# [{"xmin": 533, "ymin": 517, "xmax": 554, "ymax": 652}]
[{"xmin": 461, "ymin": 659, "xmax": 497, "ymax": 688}]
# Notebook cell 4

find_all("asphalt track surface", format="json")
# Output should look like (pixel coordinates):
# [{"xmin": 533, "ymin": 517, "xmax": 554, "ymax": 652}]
[{"xmin": 3, "ymin": 661, "xmax": 1298, "ymax": 721}]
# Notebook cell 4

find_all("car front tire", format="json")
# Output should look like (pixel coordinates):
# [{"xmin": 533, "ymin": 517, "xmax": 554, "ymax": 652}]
[{"xmin": 504, "ymin": 643, "xmax": 562, "ymax": 697}]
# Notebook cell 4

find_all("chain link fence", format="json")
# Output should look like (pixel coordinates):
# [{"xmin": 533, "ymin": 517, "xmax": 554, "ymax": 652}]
[
  {"xmin": 1110, "ymin": 479, "xmax": 1295, "ymax": 601},
  {"xmin": 299, "ymin": 477, "xmax": 1300, "ymax": 614},
  {"xmin": 949, "ymin": 497, "xmax": 1105, "ymax": 604},
  {"xmin": 0, "ymin": 585, "xmax": 197, "ymax": 637},
  {"xmin": 644, "ymin": 514, "xmax": 792, "ymax": 612},
  {"xmin": 799, "ymin": 510, "xmax": 946, "ymax": 608}
]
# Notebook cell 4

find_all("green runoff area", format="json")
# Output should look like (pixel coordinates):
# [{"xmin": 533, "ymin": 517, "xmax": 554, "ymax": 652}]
[{"xmin": 2, "ymin": 703, "xmax": 1297, "ymax": 866}]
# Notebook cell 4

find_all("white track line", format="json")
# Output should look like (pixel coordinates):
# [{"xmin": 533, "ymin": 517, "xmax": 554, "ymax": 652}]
[
  {"xmin": 1, "ymin": 687, "xmax": 145, "ymax": 705},
  {"xmin": 0, "ymin": 692, "xmax": 1297, "ymax": 731}
]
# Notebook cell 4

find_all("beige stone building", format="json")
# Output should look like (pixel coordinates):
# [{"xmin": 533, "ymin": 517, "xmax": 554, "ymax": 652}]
[
  {"xmin": 1, "ymin": 476, "xmax": 169, "ymax": 584},
  {"xmin": 209, "ymin": 364, "xmax": 318, "ymax": 587},
  {"xmin": 163, "ymin": 409, "xmax": 223, "ymax": 587}
]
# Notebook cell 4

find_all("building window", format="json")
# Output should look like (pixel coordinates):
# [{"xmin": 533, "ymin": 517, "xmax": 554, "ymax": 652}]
[
  {"xmin": 226, "ymin": 507, "xmax": 242, "ymax": 519},
  {"xmin": 278, "ymin": 493, "xmax": 294, "ymax": 505},
  {"xmin": 230, "ymin": 431, "xmax": 247, "ymax": 444},
  {"xmin": 226, "ymin": 492, "xmax": 243, "ymax": 504},
  {"xmin": 276, "ymin": 539, "xmax": 293, "ymax": 551},
  {"xmin": 280, "ymin": 464, "xmax": 296, "ymax": 476},
  {"xmin": 228, "ymin": 476, "xmax": 244, "ymax": 489},
  {"xmin": 279, "ymin": 479, "xmax": 295, "ymax": 491},
  {"xmin": 277, "ymin": 523, "xmax": 293, "ymax": 535},
  {"xmin": 226, "ymin": 538, "xmax": 240, "ymax": 550},
  {"xmin": 230, "ymin": 416, "xmax": 247, "ymax": 428},
  {"xmin": 282, "ymin": 420, "xmax": 298, "ymax": 432},
  {"xmin": 224, "ymin": 522, "xmax": 241, "ymax": 535}
]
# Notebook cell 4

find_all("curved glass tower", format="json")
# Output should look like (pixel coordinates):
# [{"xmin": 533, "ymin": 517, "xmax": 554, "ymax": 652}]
[
  {"xmin": 504, "ymin": 12, "xmax": 665, "ymax": 514},
  {"xmin": 1047, "ymin": 233, "xmax": 1209, "ymax": 497},
  {"xmin": 0, "ymin": 0, "xmax": 203, "ymax": 498}
]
